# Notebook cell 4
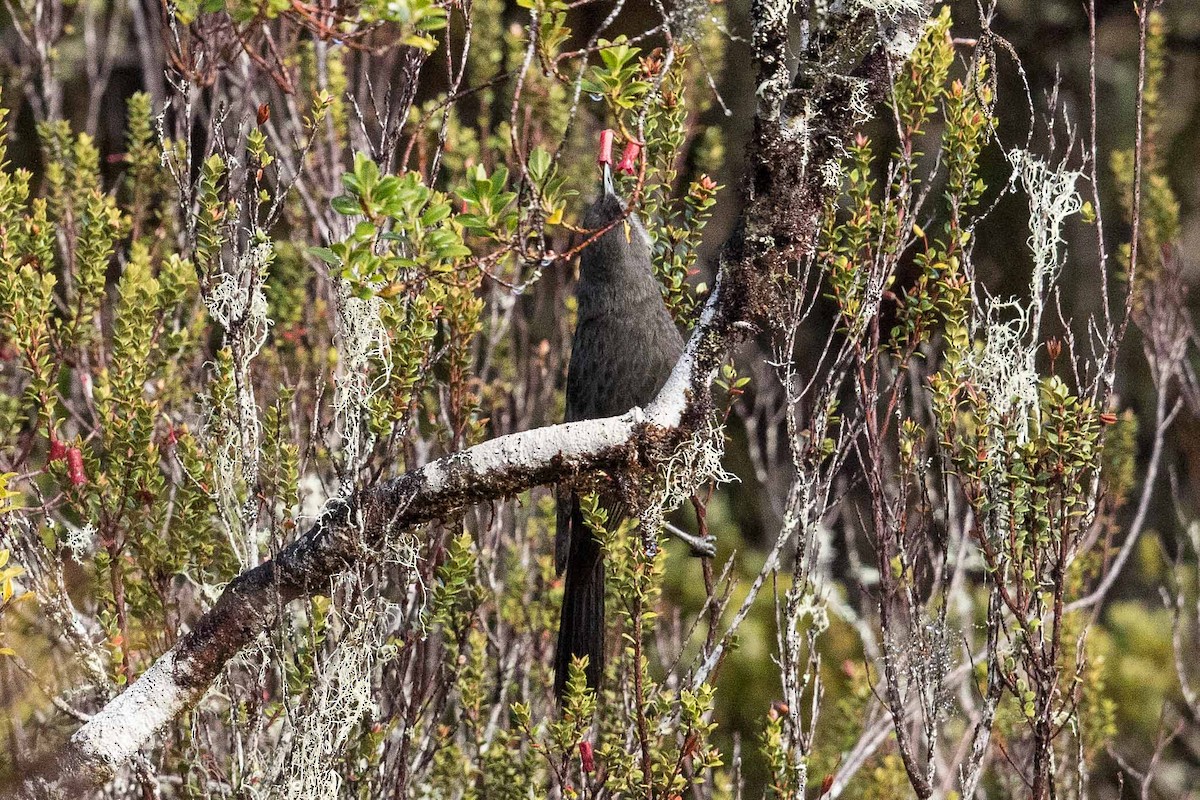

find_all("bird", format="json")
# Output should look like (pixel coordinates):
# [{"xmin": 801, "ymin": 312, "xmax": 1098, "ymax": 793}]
[{"xmin": 555, "ymin": 130, "xmax": 685, "ymax": 700}]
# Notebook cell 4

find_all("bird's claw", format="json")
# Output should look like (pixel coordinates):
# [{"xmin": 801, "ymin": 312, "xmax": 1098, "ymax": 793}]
[
  {"xmin": 688, "ymin": 534, "xmax": 718, "ymax": 558},
  {"xmin": 664, "ymin": 523, "xmax": 717, "ymax": 558}
]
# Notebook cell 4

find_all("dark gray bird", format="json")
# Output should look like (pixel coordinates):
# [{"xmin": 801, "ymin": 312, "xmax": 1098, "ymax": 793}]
[{"xmin": 555, "ymin": 135, "xmax": 685, "ymax": 699}]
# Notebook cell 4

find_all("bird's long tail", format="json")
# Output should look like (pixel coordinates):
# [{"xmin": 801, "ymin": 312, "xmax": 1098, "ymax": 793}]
[{"xmin": 555, "ymin": 502, "xmax": 606, "ymax": 700}]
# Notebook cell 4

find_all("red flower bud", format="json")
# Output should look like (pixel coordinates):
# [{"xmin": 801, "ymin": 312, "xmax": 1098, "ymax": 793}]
[
  {"xmin": 48, "ymin": 437, "xmax": 68, "ymax": 462},
  {"xmin": 66, "ymin": 448, "xmax": 87, "ymax": 487},
  {"xmin": 597, "ymin": 129, "xmax": 615, "ymax": 166},
  {"xmin": 578, "ymin": 740, "xmax": 595, "ymax": 773},
  {"xmin": 617, "ymin": 140, "xmax": 641, "ymax": 175}
]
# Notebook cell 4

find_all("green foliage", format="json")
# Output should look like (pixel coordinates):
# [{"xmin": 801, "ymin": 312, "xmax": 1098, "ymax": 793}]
[
  {"xmin": 814, "ymin": 7, "xmax": 1125, "ymax": 794},
  {"xmin": 523, "ymin": 0, "xmax": 571, "ymax": 64},
  {"xmin": 582, "ymin": 37, "xmax": 651, "ymax": 116},
  {"xmin": 428, "ymin": 531, "xmax": 480, "ymax": 629},
  {"xmin": 323, "ymin": 152, "xmax": 471, "ymax": 289},
  {"xmin": 0, "ymin": 0, "xmax": 722, "ymax": 792},
  {"xmin": 194, "ymin": 154, "xmax": 230, "ymax": 279},
  {"xmin": 172, "ymin": 0, "xmax": 448, "ymax": 51},
  {"xmin": 823, "ymin": 7, "xmax": 990, "ymax": 352},
  {"xmin": 454, "ymin": 162, "xmax": 519, "ymax": 242},
  {"xmin": 1099, "ymin": 410, "xmax": 1138, "ymax": 506},
  {"xmin": 1112, "ymin": 10, "xmax": 1178, "ymax": 297},
  {"xmin": 525, "ymin": 146, "xmax": 578, "ymax": 227},
  {"xmin": 892, "ymin": 7, "xmax": 955, "ymax": 139},
  {"xmin": 0, "ymin": 86, "xmax": 237, "ymax": 691},
  {"xmin": 124, "ymin": 92, "xmax": 172, "ymax": 240},
  {"xmin": 639, "ymin": 46, "xmax": 721, "ymax": 321},
  {"xmin": 357, "ymin": 0, "xmax": 449, "ymax": 51}
]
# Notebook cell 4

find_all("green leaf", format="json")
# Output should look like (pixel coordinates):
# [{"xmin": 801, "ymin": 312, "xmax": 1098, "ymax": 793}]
[
  {"xmin": 331, "ymin": 195, "xmax": 360, "ymax": 216},
  {"xmin": 308, "ymin": 246, "xmax": 341, "ymax": 266},
  {"xmin": 421, "ymin": 203, "xmax": 451, "ymax": 226}
]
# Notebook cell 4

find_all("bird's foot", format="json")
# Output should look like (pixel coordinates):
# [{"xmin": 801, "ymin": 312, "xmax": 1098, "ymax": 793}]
[{"xmin": 664, "ymin": 522, "xmax": 717, "ymax": 558}]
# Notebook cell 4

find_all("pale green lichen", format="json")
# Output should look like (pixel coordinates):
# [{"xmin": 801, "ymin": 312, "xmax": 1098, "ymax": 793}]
[{"xmin": 1010, "ymin": 149, "xmax": 1083, "ymax": 342}]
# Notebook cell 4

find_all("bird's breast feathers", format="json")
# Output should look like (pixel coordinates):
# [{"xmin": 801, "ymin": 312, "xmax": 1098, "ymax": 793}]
[{"xmin": 565, "ymin": 308, "xmax": 683, "ymax": 421}]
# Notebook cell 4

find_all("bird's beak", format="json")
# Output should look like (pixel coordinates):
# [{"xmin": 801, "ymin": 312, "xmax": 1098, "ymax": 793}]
[{"xmin": 601, "ymin": 161, "xmax": 614, "ymax": 197}]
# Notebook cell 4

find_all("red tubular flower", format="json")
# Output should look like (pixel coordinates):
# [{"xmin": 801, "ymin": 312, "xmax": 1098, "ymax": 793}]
[
  {"xmin": 597, "ymin": 129, "xmax": 615, "ymax": 166},
  {"xmin": 48, "ymin": 437, "xmax": 68, "ymax": 462},
  {"xmin": 616, "ymin": 140, "xmax": 641, "ymax": 175},
  {"xmin": 578, "ymin": 740, "xmax": 595, "ymax": 773},
  {"xmin": 66, "ymin": 448, "xmax": 87, "ymax": 487}
]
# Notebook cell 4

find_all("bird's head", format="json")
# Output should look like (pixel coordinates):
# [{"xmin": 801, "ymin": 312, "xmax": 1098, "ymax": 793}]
[
  {"xmin": 584, "ymin": 129, "xmax": 623, "ymax": 229},
  {"xmin": 577, "ymin": 130, "xmax": 655, "ymax": 294}
]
